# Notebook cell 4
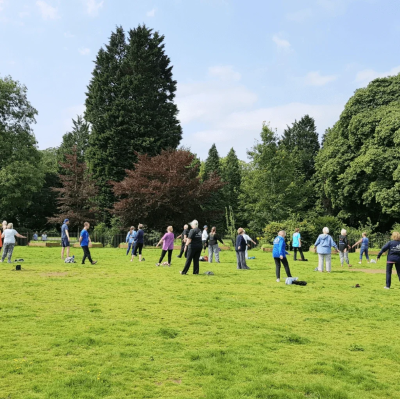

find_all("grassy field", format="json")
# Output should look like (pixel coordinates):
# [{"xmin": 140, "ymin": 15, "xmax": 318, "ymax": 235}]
[{"xmin": 0, "ymin": 246, "xmax": 399, "ymax": 399}]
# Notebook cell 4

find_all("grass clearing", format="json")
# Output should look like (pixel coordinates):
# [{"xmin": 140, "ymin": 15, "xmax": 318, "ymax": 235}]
[{"xmin": 0, "ymin": 247, "xmax": 399, "ymax": 398}]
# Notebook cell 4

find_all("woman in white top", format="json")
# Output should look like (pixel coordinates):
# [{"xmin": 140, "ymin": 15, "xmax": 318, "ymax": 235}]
[{"xmin": 0, "ymin": 223, "xmax": 26, "ymax": 263}]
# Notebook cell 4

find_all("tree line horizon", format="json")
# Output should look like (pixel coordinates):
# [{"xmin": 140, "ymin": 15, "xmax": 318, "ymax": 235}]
[{"xmin": 1, "ymin": 24, "xmax": 400, "ymax": 240}]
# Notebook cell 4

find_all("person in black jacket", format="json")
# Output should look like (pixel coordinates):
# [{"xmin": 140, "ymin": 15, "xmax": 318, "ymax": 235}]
[
  {"xmin": 377, "ymin": 231, "xmax": 400, "ymax": 289},
  {"xmin": 131, "ymin": 224, "xmax": 144, "ymax": 262},
  {"xmin": 338, "ymin": 229, "xmax": 352, "ymax": 268},
  {"xmin": 180, "ymin": 220, "xmax": 203, "ymax": 275},
  {"xmin": 207, "ymin": 226, "xmax": 224, "ymax": 263},
  {"xmin": 176, "ymin": 224, "xmax": 189, "ymax": 259},
  {"xmin": 235, "ymin": 228, "xmax": 250, "ymax": 270}
]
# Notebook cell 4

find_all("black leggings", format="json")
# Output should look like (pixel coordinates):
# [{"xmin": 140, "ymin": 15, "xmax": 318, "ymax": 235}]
[
  {"xmin": 182, "ymin": 246, "xmax": 202, "ymax": 274},
  {"xmin": 159, "ymin": 249, "xmax": 173, "ymax": 264},
  {"xmin": 293, "ymin": 247, "xmax": 305, "ymax": 260},
  {"xmin": 386, "ymin": 262, "xmax": 400, "ymax": 288},
  {"xmin": 274, "ymin": 257, "xmax": 292, "ymax": 279},
  {"xmin": 178, "ymin": 241, "xmax": 187, "ymax": 258},
  {"xmin": 82, "ymin": 246, "xmax": 93, "ymax": 264},
  {"xmin": 133, "ymin": 243, "xmax": 143, "ymax": 256}
]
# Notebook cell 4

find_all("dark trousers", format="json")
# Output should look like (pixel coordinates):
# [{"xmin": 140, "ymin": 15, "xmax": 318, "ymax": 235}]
[
  {"xmin": 293, "ymin": 247, "xmax": 305, "ymax": 261},
  {"xmin": 386, "ymin": 262, "xmax": 400, "ymax": 288},
  {"xmin": 177, "ymin": 241, "xmax": 187, "ymax": 258},
  {"xmin": 182, "ymin": 246, "xmax": 202, "ymax": 274},
  {"xmin": 82, "ymin": 246, "xmax": 93, "ymax": 264},
  {"xmin": 274, "ymin": 257, "xmax": 292, "ymax": 279},
  {"xmin": 159, "ymin": 249, "xmax": 173, "ymax": 264},
  {"xmin": 133, "ymin": 243, "xmax": 143, "ymax": 256}
]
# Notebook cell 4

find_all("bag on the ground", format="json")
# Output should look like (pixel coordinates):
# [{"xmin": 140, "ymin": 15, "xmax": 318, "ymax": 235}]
[
  {"xmin": 200, "ymin": 256, "xmax": 208, "ymax": 262},
  {"xmin": 285, "ymin": 277, "xmax": 298, "ymax": 285},
  {"xmin": 204, "ymin": 271, "xmax": 214, "ymax": 275},
  {"xmin": 64, "ymin": 256, "xmax": 76, "ymax": 263},
  {"xmin": 293, "ymin": 280, "xmax": 307, "ymax": 286}
]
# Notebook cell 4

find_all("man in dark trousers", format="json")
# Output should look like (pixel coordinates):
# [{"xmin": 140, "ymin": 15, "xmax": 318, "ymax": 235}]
[
  {"xmin": 80, "ymin": 222, "xmax": 97, "ymax": 265},
  {"xmin": 180, "ymin": 220, "xmax": 202, "ymax": 275},
  {"xmin": 176, "ymin": 224, "xmax": 189, "ymax": 258}
]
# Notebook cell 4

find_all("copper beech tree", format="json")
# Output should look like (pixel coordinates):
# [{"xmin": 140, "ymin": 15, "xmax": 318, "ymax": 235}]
[
  {"xmin": 48, "ymin": 146, "xmax": 98, "ymax": 228},
  {"xmin": 112, "ymin": 149, "xmax": 225, "ymax": 230}
]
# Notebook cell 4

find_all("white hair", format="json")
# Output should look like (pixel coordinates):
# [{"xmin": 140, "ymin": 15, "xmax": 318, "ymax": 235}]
[
  {"xmin": 190, "ymin": 220, "xmax": 198, "ymax": 228},
  {"xmin": 279, "ymin": 230, "xmax": 286, "ymax": 237},
  {"xmin": 323, "ymin": 227, "xmax": 329, "ymax": 234},
  {"xmin": 341, "ymin": 229, "xmax": 347, "ymax": 235},
  {"xmin": 7, "ymin": 223, "xmax": 13, "ymax": 229}
]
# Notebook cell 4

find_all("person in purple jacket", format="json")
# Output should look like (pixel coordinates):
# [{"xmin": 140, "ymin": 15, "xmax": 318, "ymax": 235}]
[
  {"xmin": 272, "ymin": 230, "xmax": 292, "ymax": 282},
  {"xmin": 156, "ymin": 226, "xmax": 175, "ymax": 266}
]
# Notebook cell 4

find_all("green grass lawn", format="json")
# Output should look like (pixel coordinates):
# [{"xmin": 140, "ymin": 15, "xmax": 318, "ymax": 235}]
[{"xmin": 0, "ymin": 247, "xmax": 399, "ymax": 399}]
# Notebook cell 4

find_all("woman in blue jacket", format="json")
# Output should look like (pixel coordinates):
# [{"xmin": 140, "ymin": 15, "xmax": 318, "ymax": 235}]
[
  {"xmin": 236, "ymin": 228, "xmax": 250, "ymax": 270},
  {"xmin": 377, "ymin": 231, "xmax": 400, "ymax": 289},
  {"xmin": 125, "ymin": 226, "xmax": 137, "ymax": 255},
  {"xmin": 314, "ymin": 227, "xmax": 338, "ymax": 272},
  {"xmin": 272, "ymin": 230, "xmax": 292, "ymax": 282}
]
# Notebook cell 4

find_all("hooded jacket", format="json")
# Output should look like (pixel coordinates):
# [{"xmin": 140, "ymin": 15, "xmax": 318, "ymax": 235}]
[
  {"xmin": 314, "ymin": 234, "xmax": 338, "ymax": 254},
  {"xmin": 272, "ymin": 235, "xmax": 289, "ymax": 258},
  {"xmin": 377, "ymin": 240, "xmax": 400, "ymax": 263}
]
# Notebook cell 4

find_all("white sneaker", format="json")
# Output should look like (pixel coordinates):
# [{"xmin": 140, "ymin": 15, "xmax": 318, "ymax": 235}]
[
  {"xmin": 358, "ymin": 262, "xmax": 362, "ymax": 264},
  {"xmin": 384, "ymin": 286, "xmax": 390, "ymax": 289},
  {"xmin": 276, "ymin": 278, "xmax": 280, "ymax": 282}
]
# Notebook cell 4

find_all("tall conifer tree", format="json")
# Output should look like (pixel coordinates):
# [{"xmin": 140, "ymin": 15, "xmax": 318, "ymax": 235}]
[
  {"xmin": 221, "ymin": 148, "xmax": 241, "ymax": 215},
  {"xmin": 203, "ymin": 143, "xmax": 221, "ymax": 180},
  {"xmin": 85, "ymin": 25, "xmax": 182, "ymax": 216}
]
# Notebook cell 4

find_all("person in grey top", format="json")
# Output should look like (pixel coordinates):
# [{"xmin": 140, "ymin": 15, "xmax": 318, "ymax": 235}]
[{"xmin": 0, "ymin": 223, "xmax": 27, "ymax": 263}]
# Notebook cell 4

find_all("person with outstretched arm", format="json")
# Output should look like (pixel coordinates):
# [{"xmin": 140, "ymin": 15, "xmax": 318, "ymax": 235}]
[
  {"xmin": 125, "ymin": 226, "xmax": 137, "ymax": 256},
  {"xmin": 314, "ymin": 227, "xmax": 338, "ymax": 273},
  {"xmin": 236, "ymin": 228, "xmax": 250, "ymax": 269},
  {"xmin": 377, "ymin": 231, "xmax": 400, "ymax": 289},
  {"xmin": 0, "ymin": 223, "xmax": 27, "ymax": 263},
  {"xmin": 156, "ymin": 226, "xmax": 175, "ymax": 266},
  {"xmin": 272, "ymin": 230, "xmax": 292, "ymax": 282},
  {"xmin": 79, "ymin": 222, "xmax": 97, "ymax": 265},
  {"xmin": 292, "ymin": 228, "xmax": 307, "ymax": 261},
  {"xmin": 207, "ymin": 226, "xmax": 225, "ymax": 263},
  {"xmin": 352, "ymin": 232, "xmax": 370, "ymax": 264},
  {"xmin": 243, "ymin": 230, "xmax": 256, "ymax": 259},
  {"xmin": 176, "ymin": 224, "xmax": 189, "ymax": 258}
]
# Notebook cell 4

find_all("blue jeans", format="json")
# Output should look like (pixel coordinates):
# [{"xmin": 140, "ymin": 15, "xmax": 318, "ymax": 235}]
[
  {"xmin": 360, "ymin": 247, "xmax": 369, "ymax": 260},
  {"xmin": 126, "ymin": 242, "xmax": 133, "ymax": 255}
]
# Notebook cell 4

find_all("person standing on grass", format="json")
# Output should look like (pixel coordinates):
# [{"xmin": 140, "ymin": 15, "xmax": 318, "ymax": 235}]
[
  {"xmin": 33, "ymin": 232, "xmax": 38, "ymax": 241},
  {"xmin": 181, "ymin": 220, "xmax": 202, "ymax": 275},
  {"xmin": 61, "ymin": 219, "xmax": 70, "ymax": 259},
  {"xmin": 202, "ymin": 225, "xmax": 208, "ymax": 253},
  {"xmin": 273, "ymin": 230, "xmax": 292, "ymax": 282},
  {"xmin": 314, "ymin": 227, "xmax": 338, "ymax": 273},
  {"xmin": 79, "ymin": 222, "xmax": 97, "ymax": 265},
  {"xmin": 243, "ymin": 230, "xmax": 257, "ymax": 259},
  {"xmin": 0, "ymin": 221, "xmax": 6, "ymax": 256},
  {"xmin": 42, "ymin": 232, "xmax": 48, "ymax": 241},
  {"xmin": 338, "ymin": 229, "xmax": 352, "ymax": 268},
  {"xmin": 0, "ymin": 223, "xmax": 27, "ymax": 263},
  {"xmin": 176, "ymin": 224, "xmax": 189, "ymax": 258},
  {"xmin": 292, "ymin": 228, "xmax": 307, "ymax": 262},
  {"xmin": 236, "ymin": 228, "xmax": 250, "ymax": 270},
  {"xmin": 352, "ymin": 232, "xmax": 370, "ymax": 264},
  {"xmin": 207, "ymin": 226, "xmax": 224, "ymax": 263},
  {"xmin": 125, "ymin": 226, "xmax": 137, "ymax": 255},
  {"xmin": 377, "ymin": 231, "xmax": 400, "ymax": 290},
  {"xmin": 156, "ymin": 226, "xmax": 175, "ymax": 266},
  {"xmin": 131, "ymin": 224, "xmax": 144, "ymax": 262}
]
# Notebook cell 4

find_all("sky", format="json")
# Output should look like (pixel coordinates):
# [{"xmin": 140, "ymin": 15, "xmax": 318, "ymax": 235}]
[{"xmin": 1, "ymin": 0, "xmax": 400, "ymax": 160}]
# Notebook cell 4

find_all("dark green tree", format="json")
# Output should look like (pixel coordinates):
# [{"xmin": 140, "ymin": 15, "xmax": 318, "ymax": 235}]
[
  {"xmin": 58, "ymin": 115, "xmax": 90, "ymax": 164},
  {"xmin": 281, "ymin": 115, "xmax": 320, "ymax": 180},
  {"xmin": 314, "ymin": 73, "xmax": 400, "ymax": 230},
  {"xmin": 203, "ymin": 143, "xmax": 221, "ymax": 180},
  {"xmin": 0, "ymin": 76, "xmax": 44, "ymax": 223},
  {"xmin": 221, "ymin": 148, "xmax": 241, "ymax": 215},
  {"xmin": 85, "ymin": 25, "xmax": 182, "ymax": 216}
]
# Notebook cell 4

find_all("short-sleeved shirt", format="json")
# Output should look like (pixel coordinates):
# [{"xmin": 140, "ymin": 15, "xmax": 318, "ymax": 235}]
[
  {"xmin": 61, "ymin": 223, "xmax": 69, "ymax": 239},
  {"xmin": 338, "ymin": 235, "xmax": 348, "ymax": 251},
  {"xmin": 3, "ymin": 229, "xmax": 18, "ymax": 244},
  {"xmin": 42, "ymin": 235, "xmax": 47, "ymax": 241},
  {"xmin": 80, "ymin": 229, "xmax": 89, "ymax": 247},
  {"xmin": 189, "ymin": 228, "xmax": 203, "ymax": 249},
  {"xmin": 162, "ymin": 232, "xmax": 175, "ymax": 250},
  {"xmin": 202, "ymin": 230, "xmax": 208, "ymax": 241},
  {"xmin": 292, "ymin": 233, "xmax": 300, "ymax": 247},
  {"xmin": 181, "ymin": 229, "xmax": 189, "ymax": 241}
]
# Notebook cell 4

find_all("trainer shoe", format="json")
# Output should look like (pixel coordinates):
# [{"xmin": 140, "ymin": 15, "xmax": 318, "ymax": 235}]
[
  {"xmin": 358, "ymin": 261, "xmax": 362, "ymax": 264},
  {"xmin": 276, "ymin": 278, "xmax": 280, "ymax": 282},
  {"xmin": 91, "ymin": 261, "xmax": 97, "ymax": 265},
  {"xmin": 384, "ymin": 286, "xmax": 390, "ymax": 289}
]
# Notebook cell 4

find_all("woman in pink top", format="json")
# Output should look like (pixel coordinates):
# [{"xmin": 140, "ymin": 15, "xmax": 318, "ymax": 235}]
[{"xmin": 156, "ymin": 226, "xmax": 175, "ymax": 266}]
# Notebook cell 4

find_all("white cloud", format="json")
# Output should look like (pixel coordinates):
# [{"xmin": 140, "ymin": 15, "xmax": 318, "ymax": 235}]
[
  {"xmin": 36, "ymin": 1, "xmax": 58, "ymax": 20},
  {"xmin": 303, "ymin": 71, "xmax": 338, "ymax": 86},
  {"xmin": 78, "ymin": 47, "xmax": 90, "ymax": 55},
  {"xmin": 272, "ymin": 34, "xmax": 291, "ymax": 50},
  {"xmin": 286, "ymin": 8, "xmax": 313, "ymax": 22},
  {"xmin": 355, "ymin": 65, "xmax": 400, "ymax": 87},
  {"xmin": 177, "ymin": 70, "xmax": 343, "ymax": 159},
  {"xmin": 208, "ymin": 65, "xmax": 241, "ymax": 82},
  {"xmin": 146, "ymin": 7, "xmax": 157, "ymax": 17},
  {"xmin": 0, "ymin": 0, "xmax": 5, "ymax": 12},
  {"xmin": 84, "ymin": 0, "xmax": 104, "ymax": 17},
  {"xmin": 64, "ymin": 31, "xmax": 75, "ymax": 38}
]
